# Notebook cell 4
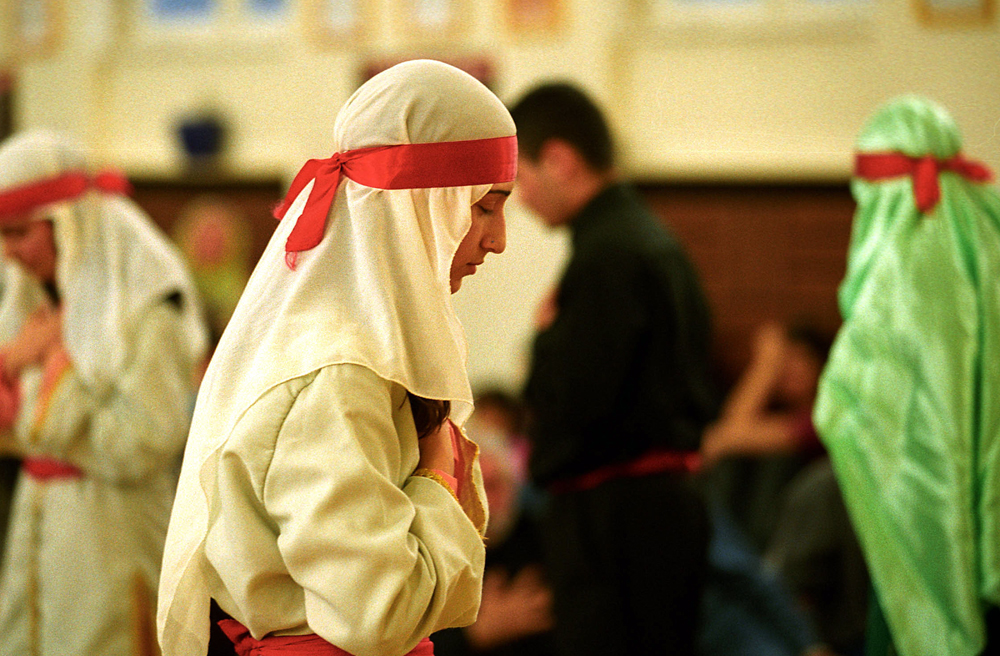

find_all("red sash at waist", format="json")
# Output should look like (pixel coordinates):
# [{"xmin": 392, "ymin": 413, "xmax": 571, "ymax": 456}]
[
  {"xmin": 22, "ymin": 457, "xmax": 83, "ymax": 481},
  {"xmin": 218, "ymin": 619, "xmax": 434, "ymax": 656},
  {"xmin": 548, "ymin": 449, "xmax": 701, "ymax": 495}
]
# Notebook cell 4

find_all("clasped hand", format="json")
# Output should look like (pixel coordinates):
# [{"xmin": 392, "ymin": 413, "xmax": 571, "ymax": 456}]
[{"xmin": 1, "ymin": 307, "xmax": 63, "ymax": 379}]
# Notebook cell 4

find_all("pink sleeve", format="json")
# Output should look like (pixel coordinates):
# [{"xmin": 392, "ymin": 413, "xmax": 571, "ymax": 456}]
[
  {"xmin": 430, "ymin": 468, "xmax": 459, "ymax": 497},
  {"xmin": 447, "ymin": 420, "xmax": 464, "ymax": 498},
  {"xmin": 792, "ymin": 410, "xmax": 824, "ymax": 455}
]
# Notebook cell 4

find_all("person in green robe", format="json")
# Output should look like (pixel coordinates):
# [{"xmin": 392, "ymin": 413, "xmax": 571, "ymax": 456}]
[{"xmin": 813, "ymin": 95, "xmax": 999, "ymax": 656}]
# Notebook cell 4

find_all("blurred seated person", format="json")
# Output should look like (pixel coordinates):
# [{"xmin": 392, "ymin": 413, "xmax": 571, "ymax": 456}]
[
  {"xmin": 700, "ymin": 508, "xmax": 838, "ymax": 656},
  {"xmin": 701, "ymin": 320, "xmax": 830, "ymax": 552},
  {"xmin": 432, "ymin": 392, "xmax": 556, "ymax": 656},
  {"xmin": 765, "ymin": 458, "xmax": 869, "ymax": 656},
  {"xmin": 703, "ymin": 321, "xmax": 828, "ymax": 464},
  {"xmin": 700, "ymin": 322, "xmax": 867, "ymax": 654}
]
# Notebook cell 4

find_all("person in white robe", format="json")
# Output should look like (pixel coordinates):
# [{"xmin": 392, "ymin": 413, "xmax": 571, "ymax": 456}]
[
  {"xmin": 0, "ymin": 129, "xmax": 208, "ymax": 655},
  {"xmin": 157, "ymin": 59, "xmax": 517, "ymax": 656}
]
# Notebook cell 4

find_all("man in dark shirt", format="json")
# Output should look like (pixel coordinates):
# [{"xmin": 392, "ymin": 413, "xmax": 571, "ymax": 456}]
[{"xmin": 510, "ymin": 83, "xmax": 719, "ymax": 656}]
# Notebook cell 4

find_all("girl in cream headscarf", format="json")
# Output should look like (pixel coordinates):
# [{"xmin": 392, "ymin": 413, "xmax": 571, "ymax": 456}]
[
  {"xmin": 158, "ymin": 60, "xmax": 516, "ymax": 656},
  {"xmin": 0, "ymin": 129, "xmax": 208, "ymax": 655}
]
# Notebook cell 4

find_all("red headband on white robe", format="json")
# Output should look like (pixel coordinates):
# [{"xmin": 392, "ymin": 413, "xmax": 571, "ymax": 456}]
[
  {"xmin": 275, "ymin": 135, "xmax": 518, "ymax": 260},
  {"xmin": 0, "ymin": 170, "xmax": 132, "ymax": 221}
]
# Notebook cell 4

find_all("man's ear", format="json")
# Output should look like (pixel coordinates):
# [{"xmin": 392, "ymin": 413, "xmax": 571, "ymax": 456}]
[{"xmin": 538, "ymin": 138, "xmax": 584, "ymax": 182}]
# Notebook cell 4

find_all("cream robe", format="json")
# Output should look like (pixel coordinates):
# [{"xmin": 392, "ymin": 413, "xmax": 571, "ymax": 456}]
[
  {"xmin": 203, "ymin": 362, "xmax": 486, "ymax": 656},
  {"xmin": 0, "ymin": 301, "xmax": 197, "ymax": 656}
]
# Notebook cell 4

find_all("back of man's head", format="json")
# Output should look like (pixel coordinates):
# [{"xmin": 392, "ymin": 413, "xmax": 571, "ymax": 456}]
[{"xmin": 509, "ymin": 83, "xmax": 614, "ymax": 172}]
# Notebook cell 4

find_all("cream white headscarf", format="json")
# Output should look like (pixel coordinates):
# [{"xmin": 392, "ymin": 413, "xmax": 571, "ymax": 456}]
[
  {"xmin": 0, "ymin": 129, "xmax": 208, "ymax": 393},
  {"xmin": 158, "ymin": 60, "xmax": 516, "ymax": 653},
  {"xmin": 0, "ymin": 261, "xmax": 44, "ymax": 343}
]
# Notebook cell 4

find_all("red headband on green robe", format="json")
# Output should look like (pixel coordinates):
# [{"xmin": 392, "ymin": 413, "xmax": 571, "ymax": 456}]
[{"xmin": 854, "ymin": 152, "xmax": 993, "ymax": 213}]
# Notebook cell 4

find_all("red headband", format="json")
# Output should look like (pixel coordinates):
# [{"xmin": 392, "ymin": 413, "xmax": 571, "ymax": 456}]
[
  {"xmin": 854, "ymin": 152, "xmax": 994, "ymax": 213},
  {"xmin": 0, "ymin": 170, "xmax": 132, "ymax": 222},
  {"xmin": 274, "ymin": 135, "xmax": 518, "ymax": 260}
]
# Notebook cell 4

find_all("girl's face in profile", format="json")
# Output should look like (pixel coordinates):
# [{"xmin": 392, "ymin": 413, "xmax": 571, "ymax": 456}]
[
  {"xmin": 450, "ymin": 181, "xmax": 514, "ymax": 293},
  {"xmin": 1, "ymin": 213, "xmax": 57, "ymax": 284}
]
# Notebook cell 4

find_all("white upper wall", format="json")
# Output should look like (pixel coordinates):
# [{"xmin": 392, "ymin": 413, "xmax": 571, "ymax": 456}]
[
  {"xmin": 3, "ymin": 0, "xmax": 997, "ymax": 392},
  {"xmin": 8, "ymin": 0, "xmax": 998, "ymax": 180}
]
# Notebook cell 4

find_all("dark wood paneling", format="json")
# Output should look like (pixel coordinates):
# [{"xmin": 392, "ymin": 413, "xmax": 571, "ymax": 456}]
[
  {"xmin": 130, "ymin": 178, "xmax": 284, "ymax": 273},
  {"xmin": 638, "ymin": 183, "xmax": 855, "ymax": 384}
]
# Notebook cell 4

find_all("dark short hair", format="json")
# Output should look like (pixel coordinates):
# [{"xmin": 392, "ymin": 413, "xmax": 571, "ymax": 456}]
[{"xmin": 508, "ymin": 82, "xmax": 614, "ymax": 172}]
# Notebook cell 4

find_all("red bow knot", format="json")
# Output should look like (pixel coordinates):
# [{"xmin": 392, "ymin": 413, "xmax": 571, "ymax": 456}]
[
  {"xmin": 854, "ymin": 151, "xmax": 995, "ymax": 214},
  {"xmin": 273, "ymin": 136, "xmax": 518, "ymax": 268}
]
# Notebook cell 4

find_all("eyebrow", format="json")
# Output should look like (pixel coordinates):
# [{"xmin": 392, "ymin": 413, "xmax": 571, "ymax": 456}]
[{"xmin": 486, "ymin": 190, "xmax": 512, "ymax": 197}]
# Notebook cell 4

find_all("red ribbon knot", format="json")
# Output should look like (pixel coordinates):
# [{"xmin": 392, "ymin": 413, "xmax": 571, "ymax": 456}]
[
  {"xmin": 854, "ymin": 151, "xmax": 994, "ymax": 213},
  {"xmin": 273, "ymin": 135, "xmax": 518, "ymax": 266}
]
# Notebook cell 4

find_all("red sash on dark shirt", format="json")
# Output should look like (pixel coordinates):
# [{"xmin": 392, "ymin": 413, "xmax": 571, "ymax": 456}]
[
  {"xmin": 218, "ymin": 619, "xmax": 435, "ymax": 656},
  {"xmin": 548, "ymin": 449, "xmax": 702, "ymax": 495}
]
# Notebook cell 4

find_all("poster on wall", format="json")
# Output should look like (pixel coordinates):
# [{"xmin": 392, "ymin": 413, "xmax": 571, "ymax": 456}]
[
  {"xmin": 402, "ymin": 0, "xmax": 468, "ymax": 38},
  {"xmin": 913, "ymin": 0, "xmax": 994, "ymax": 24},
  {"xmin": 150, "ymin": 0, "xmax": 216, "ymax": 21},
  {"xmin": 12, "ymin": 0, "xmax": 63, "ymax": 58},
  {"xmin": 245, "ymin": 0, "xmax": 288, "ymax": 17},
  {"xmin": 303, "ymin": 0, "xmax": 368, "ymax": 46},
  {"xmin": 506, "ymin": 0, "xmax": 562, "ymax": 33}
]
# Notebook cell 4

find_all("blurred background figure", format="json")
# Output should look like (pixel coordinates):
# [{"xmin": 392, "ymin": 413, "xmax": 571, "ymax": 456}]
[
  {"xmin": 699, "ymin": 507, "xmax": 838, "ymax": 656},
  {"xmin": 433, "ymin": 389, "xmax": 556, "ymax": 656},
  {"xmin": 814, "ymin": 96, "xmax": 999, "ymax": 656},
  {"xmin": 701, "ymin": 320, "xmax": 868, "ymax": 654},
  {"xmin": 764, "ymin": 456, "xmax": 869, "ymax": 656},
  {"xmin": 702, "ymin": 321, "xmax": 830, "ymax": 552},
  {"xmin": 512, "ymin": 82, "xmax": 719, "ymax": 656},
  {"xmin": 0, "ymin": 258, "xmax": 44, "ymax": 565},
  {"xmin": 171, "ymin": 195, "xmax": 250, "ymax": 349},
  {"xmin": 0, "ymin": 129, "xmax": 207, "ymax": 656}
]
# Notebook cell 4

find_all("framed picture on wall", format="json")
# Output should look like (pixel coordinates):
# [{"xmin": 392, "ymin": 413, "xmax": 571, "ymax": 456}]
[
  {"xmin": 399, "ymin": 0, "xmax": 469, "ymax": 39},
  {"xmin": 8, "ymin": 0, "xmax": 63, "ymax": 59},
  {"xmin": 505, "ymin": 0, "xmax": 562, "ymax": 33},
  {"xmin": 913, "ymin": 0, "xmax": 994, "ymax": 25},
  {"xmin": 245, "ymin": 0, "xmax": 289, "ymax": 18},
  {"xmin": 303, "ymin": 0, "xmax": 370, "ymax": 46},
  {"xmin": 149, "ymin": 0, "xmax": 217, "ymax": 22}
]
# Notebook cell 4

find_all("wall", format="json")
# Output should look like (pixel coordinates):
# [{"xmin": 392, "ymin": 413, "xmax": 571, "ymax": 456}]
[{"xmin": 3, "ymin": 0, "xmax": 998, "ymax": 392}]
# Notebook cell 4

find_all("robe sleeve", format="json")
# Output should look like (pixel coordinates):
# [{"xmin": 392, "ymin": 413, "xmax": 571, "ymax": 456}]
[
  {"xmin": 263, "ymin": 364, "xmax": 486, "ymax": 656},
  {"xmin": 24, "ymin": 301, "xmax": 195, "ymax": 483}
]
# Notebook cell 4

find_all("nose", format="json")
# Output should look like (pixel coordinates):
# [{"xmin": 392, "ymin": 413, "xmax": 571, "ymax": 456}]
[{"xmin": 484, "ymin": 213, "xmax": 506, "ymax": 255}]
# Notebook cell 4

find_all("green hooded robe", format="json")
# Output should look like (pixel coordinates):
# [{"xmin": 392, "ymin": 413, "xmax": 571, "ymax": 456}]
[{"xmin": 814, "ymin": 96, "xmax": 1000, "ymax": 656}]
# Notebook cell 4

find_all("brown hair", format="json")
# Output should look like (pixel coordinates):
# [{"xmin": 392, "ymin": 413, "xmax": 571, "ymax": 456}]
[{"xmin": 408, "ymin": 393, "xmax": 451, "ymax": 439}]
